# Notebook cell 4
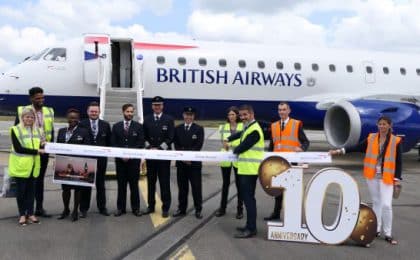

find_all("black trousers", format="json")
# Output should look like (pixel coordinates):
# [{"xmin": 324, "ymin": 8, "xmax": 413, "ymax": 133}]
[
  {"xmin": 271, "ymin": 192, "xmax": 284, "ymax": 217},
  {"xmin": 15, "ymin": 176, "xmax": 35, "ymax": 217},
  {"xmin": 176, "ymin": 164, "xmax": 202, "ymax": 212},
  {"xmin": 220, "ymin": 166, "xmax": 243, "ymax": 211},
  {"xmin": 35, "ymin": 154, "xmax": 49, "ymax": 211},
  {"xmin": 61, "ymin": 184, "xmax": 81, "ymax": 213},
  {"xmin": 80, "ymin": 157, "xmax": 108, "ymax": 212},
  {"xmin": 238, "ymin": 174, "xmax": 258, "ymax": 232},
  {"xmin": 146, "ymin": 159, "xmax": 171, "ymax": 212},
  {"xmin": 115, "ymin": 159, "xmax": 140, "ymax": 212}
]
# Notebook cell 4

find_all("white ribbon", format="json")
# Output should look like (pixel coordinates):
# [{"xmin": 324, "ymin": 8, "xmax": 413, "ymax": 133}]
[{"xmin": 45, "ymin": 142, "xmax": 331, "ymax": 164}]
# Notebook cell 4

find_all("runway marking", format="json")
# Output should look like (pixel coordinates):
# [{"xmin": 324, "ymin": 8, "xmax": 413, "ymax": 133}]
[
  {"xmin": 138, "ymin": 177, "xmax": 171, "ymax": 228},
  {"xmin": 169, "ymin": 245, "xmax": 196, "ymax": 260}
]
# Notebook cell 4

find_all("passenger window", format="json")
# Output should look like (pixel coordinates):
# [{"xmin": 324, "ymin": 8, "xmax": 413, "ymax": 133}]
[
  {"xmin": 257, "ymin": 61, "xmax": 265, "ymax": 69},
  {"xmin": 400, "ymin": 67, "xmax": 406, "ymax": 75},
  {"xmin": 199, "ymin": 58, "xmax": 207, "ymax": 66},
  {"xmin": 238, "ymin": 60, "xmax": 246, "ymax": 68},
  {"xmin": 156, "ymin": 56, "xmax": 165, "ymax": 64},
  {"xmin": 416, "ymin": 68, "xmax": 420, "ymax": 76},
  {"xmin": 276, "ymin": 61, "xmax": 284, "ymax": 70},
  {"xmin": 329, "ymin": 64, "xmax": 336, "ymax": 72},
  {"xmin": 178, "ymin": 57, "xmax": 186, "ymax": 65},
  {"xmin": 346, "ymin": 65, "xmax": 353, "ymax": 73},
  {"xmin": 312, "ymin": 63, "xmax": 319, "ymax": 71},
  {"xmin": 383, "ymin": 67, "xmax": 389, "ymax": 74},
  {"xmin": 219, "ymin": 59, "xmax": 227, "ymax": 67},
  {"xmin": 294, "ymin": 63, "xmax": 301, "ymax": 71},
  {"xmin": 366, "ymin": 66, "xmax": 373, "ymax": 74},
  {"xmin": 43, "ymin": 48, "xmax": 66, "ymax": 61}
]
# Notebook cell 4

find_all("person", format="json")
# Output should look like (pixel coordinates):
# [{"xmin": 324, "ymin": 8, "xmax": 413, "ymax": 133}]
[
  {"xmin": 111, "ymin": 104, "xmax": 145, "ymax": 217},
  {"xmin": 173, "ymin": 106, "xmax": 204, "ymax": 219},
  {"xmin": 225, "ymin": 105, "xmax": 264, "ymax": 239},
  {"xmin": 9, "ymin": 107, "xmax": 45, "ymax": 226},
  {"xmin": 79, "ymin": 101, "xmax": 112, "ymax": 217},
  {"xmin": 330, "ymin": 115, "xmax": 402, "ymax": 245},
  {"xmin": 264, "ymin": 102, "xmax": 310, "ymax": 221},
  {"xmin": 56, "ymin": 108, "xmax": 91, "ymax": 221},
  {"xmin": 15, "ymin": 87, "xmax": 54, "ymax": 217},
  {"xmin": 143, "ymin": 96, "xmax": 175, "ymax": 218},
  {"xmin": 215, "ymin": 106, "xmax": 244, "ymax": 219}
]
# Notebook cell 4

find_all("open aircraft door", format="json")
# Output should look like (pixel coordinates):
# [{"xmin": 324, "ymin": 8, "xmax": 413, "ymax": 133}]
[{"xmin": 83, "ymin": 34, "xmax": 111, "ymax": 85}]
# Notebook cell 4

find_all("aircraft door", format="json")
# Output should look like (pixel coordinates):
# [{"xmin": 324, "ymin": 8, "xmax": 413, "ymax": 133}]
[
  {"xmin": 83, "ymin": 34, "xmax": 111, "ymax": 85},
  {"xmin": 110, "ymin": 39, "xmax": 133, "ymax": 88},
  {"xmin": 362, "ymin": 61, "xmax": 376, "ymax": 84}
]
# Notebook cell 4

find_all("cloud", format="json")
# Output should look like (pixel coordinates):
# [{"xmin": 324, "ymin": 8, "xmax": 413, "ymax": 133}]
[
  {"xmin": 0, "ymin": 57, "xmax": 11, "ymax": 72},
  {"xmin": 193, "ymin": 0, "xmax": 307, "ymax": 14}
]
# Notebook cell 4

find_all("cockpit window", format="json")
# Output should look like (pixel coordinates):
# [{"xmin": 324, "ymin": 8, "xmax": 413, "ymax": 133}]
[
  {"xmin": 43, "ymin": 48, "xmax": 66, "ymax": 61},
  {"xmin": 29, "ymin": 48, "xmax": 49, "ymax": 61}
]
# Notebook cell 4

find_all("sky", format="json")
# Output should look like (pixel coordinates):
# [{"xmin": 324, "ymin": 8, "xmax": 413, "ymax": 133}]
[{"xmin": 1, "ymin": 0, "xmax": 420, "ymax": 71}]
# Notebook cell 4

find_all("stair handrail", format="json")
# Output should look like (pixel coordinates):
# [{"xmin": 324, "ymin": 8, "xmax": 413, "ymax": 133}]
[{"xmin": 97, "ymin": 57, "xmax": 107, "ymax": 119}]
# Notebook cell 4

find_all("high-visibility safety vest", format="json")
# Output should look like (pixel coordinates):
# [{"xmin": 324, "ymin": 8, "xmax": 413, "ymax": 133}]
[
  {"xmin": 8, "ymin": 125, "xmax": 41, "ymax": 178},
  {"xmin": 237, "ymin": 121, "xmax": 265, "ymax": 175},
  {"xmin": 363, "ymin": 133, "xmax": 401, "ymax": 185},
  {"xmin": 271, "ymin": 119, "xmax": 302, "ymax": 152},
  {"xmin": 18, "ymin": 105, "xmax": 54, "ymax": 142},
  {"xmin": 219, "ymin": 122, "xmax": 244, "ymax": 168}
]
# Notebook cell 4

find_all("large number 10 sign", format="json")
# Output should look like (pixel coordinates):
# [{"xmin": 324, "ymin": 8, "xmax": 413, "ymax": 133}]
[{"xmin": 261, "ymin": 156, "xmax": 374, "ymax": 245}]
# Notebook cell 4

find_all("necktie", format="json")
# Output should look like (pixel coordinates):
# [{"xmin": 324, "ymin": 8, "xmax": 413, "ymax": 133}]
[
  {"xmin": 185, "ymin": 125, "xmax": 189, "ymax": 131},
  {"xmin": 155, "ymin": 116, "xmax": 159, "ymax": 121},
  {"xmin": 124, "ymin": 121, "xmax": 129, "ymax": 135},
  {"xmin": 92, "ymin": 121, "xmax": 98, "ymax": 139},
  {"xmin": 281, "ymin": 121, "xmax": 285, "ymax": 131}
]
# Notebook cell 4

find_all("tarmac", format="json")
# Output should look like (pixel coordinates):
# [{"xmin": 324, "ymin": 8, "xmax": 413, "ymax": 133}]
[{"xmin": 0, "ymin": 121, "xmax": 419, "ymax": 260}]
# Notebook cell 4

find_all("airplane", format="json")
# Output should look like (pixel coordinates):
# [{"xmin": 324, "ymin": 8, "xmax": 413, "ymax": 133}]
[{"xmin": 0, "ymin": 33, "xmax": 419, "ymax": 152}]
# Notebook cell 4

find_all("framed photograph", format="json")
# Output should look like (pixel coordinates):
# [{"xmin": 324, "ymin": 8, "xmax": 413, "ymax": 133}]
[{"xmin": 53, "ymin": 155, "xmax": 97, "ymax": 187}]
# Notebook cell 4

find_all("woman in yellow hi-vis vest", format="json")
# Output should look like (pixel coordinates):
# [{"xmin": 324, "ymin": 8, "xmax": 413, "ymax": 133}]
[
  {"xmin": 9, "ymin": 107, "xmax": 45, "ymax": 226},
  {"xmin": 330, "ymin": 116, "xmax": 402, "ymax": 245},
  {"xmin": 215, "ymin": 107, "xmax": 244, "ymax": 219}
]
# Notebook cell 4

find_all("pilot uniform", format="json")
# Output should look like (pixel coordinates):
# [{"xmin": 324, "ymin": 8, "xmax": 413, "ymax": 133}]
[
  {"xmin": 173, "ymin": 107, "xmax": 204, "ymax": 219},
  {"xmin": 143, "ymin": 96, "xmax": 175, "ymax": 216}
]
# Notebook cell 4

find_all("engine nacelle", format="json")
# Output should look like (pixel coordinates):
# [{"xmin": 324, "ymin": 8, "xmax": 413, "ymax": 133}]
[{"xmin": 324, "ymin": 100, "xmax": 420, "ymax": 152}]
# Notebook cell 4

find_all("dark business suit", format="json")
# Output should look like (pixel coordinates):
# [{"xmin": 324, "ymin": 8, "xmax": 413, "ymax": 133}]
[
  {"xmin": 56, "ymin": 125, "xmax": 91, "ymax": 214},
  {"xmin": 143, "ymin": 113, "xmax": 175, "ymax": 212},
  {"xmin": 111, "ymin": 120, "xmax": 145, "ymax": 212},
  {"xmin": 79, "ymin": 119, "xmax": 112, "ymax": 213},
  {"xmin": 174, "ymin": 123, "xmax": 204, "ymax": 212}
]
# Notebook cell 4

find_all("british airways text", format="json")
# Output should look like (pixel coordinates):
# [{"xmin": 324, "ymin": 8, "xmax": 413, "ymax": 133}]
[{"xmin": 157, "ymin": 68, "xmax": 303, "ymax": 87}]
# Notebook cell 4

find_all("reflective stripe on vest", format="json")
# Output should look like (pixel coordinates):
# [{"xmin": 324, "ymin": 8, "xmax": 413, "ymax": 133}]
[
  {"xmin": 8, "ymin": 125, "xmax": 41, "ymax": 178},
  {"xmin": 220, "ymin": 123, "xmax": 243, "ymax": 168},
  {"xmin": 237, "ymin": 122, "xmax": 264, "ymax": 175},
  {"xmin": 18, "ymin": 105, "xmax": 54, "ymax": 142},
  {"xmin": 271, "ymin": 119, "xmax": 301, "ymax": 152},
  {"xmin": 363, "ymin": 133, "xmax": 400, "ymax": 185}
]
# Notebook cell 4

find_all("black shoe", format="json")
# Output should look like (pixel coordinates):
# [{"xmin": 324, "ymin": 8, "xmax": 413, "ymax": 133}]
[
  {"xmin": 215, "ymin": 208, "xmax": 226, "ymax": 217},
  {"xmin": 99, "ymin": 209, "xmax": 110, "ymax": 216},
  {"xmin": 195, "ymin": 211, "xmax": 203, "ymax": 219},
  {"xmin": 133, "ymin": 210, "xmax": 143, "ymax": 217},
  {"xmin": 71, "ymin": 212, "xmax": 79, "ymax": 222},
  {"xmin": 236, "ymin": 210, "xmax": 244, "ymax": 219},
  {"xmin": 264, "ymin": 213, "xmax": 280, "ymax": 221},
  {"xmin": 162, "ymin": 211, "xmax": 169, "ymax": 218},
  {"xmin": 234, "ymin": 229, "xmax": 257, "ymax": 239},
  {"xmin": 143, "ymin": 208, "xmax": 155, "ymax": 214},
  {"xmin": 172, "ymin": 210, "xmax": 186, "ymax": 217},
  {"xmin": 79, "ymin": 211, "xmax": 87, "ymax": 218},
  {"xmin": 114, "ymin": 210, "xmax": 126, "ymax": 217},
  {"xmin": 57, "ymin": 210, "xmax": 70, "ymax": 220},
  {"xmin": 236, "ymin": 226, "xmax": 247, "ymax": 232},
  {"xmin": 35, "ymin": 209, "xmax": 52, "ymax": 218}
]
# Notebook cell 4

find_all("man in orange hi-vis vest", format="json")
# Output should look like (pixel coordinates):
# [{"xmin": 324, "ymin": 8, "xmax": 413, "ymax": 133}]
[{"xmin": 264, "ymin": 102, "xmax": 310, "ymax": 221}]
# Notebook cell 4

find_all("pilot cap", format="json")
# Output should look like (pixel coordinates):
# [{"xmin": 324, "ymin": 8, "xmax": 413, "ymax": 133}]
[
  {"xmin": 151, "ymin": 96, "xmax": 164, "ymax": 104},
  {"xmin": 183, "ymin": 106, "xmax": 196, "ymax": 114}
]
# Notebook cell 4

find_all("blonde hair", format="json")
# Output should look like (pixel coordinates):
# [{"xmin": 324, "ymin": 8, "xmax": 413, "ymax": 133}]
[{"xmin": 20, "ymin": 107, "xmax": 36, "ymax": 126}]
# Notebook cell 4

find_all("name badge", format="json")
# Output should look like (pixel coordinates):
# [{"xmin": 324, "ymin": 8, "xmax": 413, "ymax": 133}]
[
  {"xmin": 77, "ymin": 135, "xmax": 83, "ymax": 141},
  {"xmin": 192, "ymin": 134, "xmax": 197, "ymax": 139},
  {"xmin": 133, "ymin": 133, "xmax": 138, "ymax": 136},
  {"xmin": 162, "ymin": 125, "xmax": 168, "ymax": 131}
]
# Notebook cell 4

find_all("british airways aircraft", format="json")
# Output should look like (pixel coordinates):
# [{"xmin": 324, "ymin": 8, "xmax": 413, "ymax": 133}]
[{"xmin": 0, "ymin": 34, "xmax": 419, "ymax": 151}]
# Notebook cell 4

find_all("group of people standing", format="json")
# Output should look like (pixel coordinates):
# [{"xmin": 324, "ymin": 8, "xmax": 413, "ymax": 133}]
[{"xmin": 8, "ymin": 87, "xmax": 402, "ymax": 244}]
